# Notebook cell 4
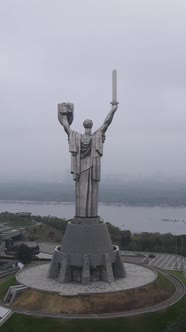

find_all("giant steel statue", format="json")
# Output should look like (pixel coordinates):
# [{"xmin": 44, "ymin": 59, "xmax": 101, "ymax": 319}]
[
  {"xmin": 58, "ymin": 70, "xmax": 118, "ymax": 218},
  {"xmin": 48, "ymin": 71, "xmax": 125, "ymax": 284}
]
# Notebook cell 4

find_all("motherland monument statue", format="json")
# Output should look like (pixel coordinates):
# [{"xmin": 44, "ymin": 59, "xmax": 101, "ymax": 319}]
[
  {"xmin": 58, "ymin": 75, "xmax": 118, "ymax": 218},
  {"xmin": 48, "ymin": 70, "xmax": 126, "ymax": 284}
]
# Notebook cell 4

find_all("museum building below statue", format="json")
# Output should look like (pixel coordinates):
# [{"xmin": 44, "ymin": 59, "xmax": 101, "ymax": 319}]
[{"xmin": 48, "ymin": 217, "xmax": 126, "ymax": 284}]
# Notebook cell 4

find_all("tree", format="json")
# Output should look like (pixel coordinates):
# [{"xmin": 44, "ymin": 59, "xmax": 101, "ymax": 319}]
[
  {"xmin": 16, "ymin": 244, "xmax": 33, "ymax": 264},
  {"xmin": 48, "ymin": 230, "xmax": 55, "ymax": 239},
  {"xmin": 120, "ymin": 230, "xmax": 131, "ymax": 248}
]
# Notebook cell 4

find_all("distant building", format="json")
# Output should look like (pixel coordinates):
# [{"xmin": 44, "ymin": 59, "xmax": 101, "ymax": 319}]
[
  {"xmin": 15, "ymin": 212, "xmax": 32, "ymax": 218},
  {"xmin": 0, "ymin": 226, "xmax": 22, "ymax": 241},
  {"xmin": 0, "ymin": 260, "xmax": 18, "ymax": 272}
]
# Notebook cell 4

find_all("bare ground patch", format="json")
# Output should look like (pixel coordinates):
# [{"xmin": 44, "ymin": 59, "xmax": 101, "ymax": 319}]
[{"xmin": 13, "ymin": 273, "xmax": 175, "ymax": 314}]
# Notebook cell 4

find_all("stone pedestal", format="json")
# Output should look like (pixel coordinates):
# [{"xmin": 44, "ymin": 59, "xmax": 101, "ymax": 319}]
[{"xmin": 48, "ymin": 217, "xmax": 126, "ymax": 284}]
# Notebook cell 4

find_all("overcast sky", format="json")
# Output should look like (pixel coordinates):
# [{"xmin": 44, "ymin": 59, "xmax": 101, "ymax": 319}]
[{"xmin": 0, "ymin": 0, "xmax": 186, "ymax": 182}]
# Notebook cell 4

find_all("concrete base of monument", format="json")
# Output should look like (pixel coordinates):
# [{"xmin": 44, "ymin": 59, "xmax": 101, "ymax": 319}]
[
  {"xmin": 48, "ymin": 220, "xmax": 126, "ymax": 284},
  {"xmin": 16, "ymin": 263, "xmax": 157, "ymax": 296}
]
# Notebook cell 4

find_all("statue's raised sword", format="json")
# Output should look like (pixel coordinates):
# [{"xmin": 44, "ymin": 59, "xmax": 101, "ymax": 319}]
[{"xmin": 111, "ymin": 69, "xmax": 119, "ymax": 106}]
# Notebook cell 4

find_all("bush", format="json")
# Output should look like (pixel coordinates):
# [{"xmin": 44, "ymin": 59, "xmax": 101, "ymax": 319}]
[{"xmin": 16, "ymin": 244, "xmax": 33, "ymax": 264}]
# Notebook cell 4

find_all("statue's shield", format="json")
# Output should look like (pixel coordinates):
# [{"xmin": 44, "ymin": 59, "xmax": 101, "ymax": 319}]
[{"xmin": 58, "ymin": 102, "xmax": 74, "ymax": 126}]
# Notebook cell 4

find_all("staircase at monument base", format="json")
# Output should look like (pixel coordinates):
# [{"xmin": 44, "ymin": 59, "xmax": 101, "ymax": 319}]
[{"xmin": 4, "ymin": 285, "xmax": 27, "ymax": 304}]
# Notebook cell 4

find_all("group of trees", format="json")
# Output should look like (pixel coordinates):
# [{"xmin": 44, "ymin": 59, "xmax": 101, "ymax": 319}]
[
  {"xmin": 1, "ymin": 213, "xmax": 185, "ymax": 259},
  {"xmin": 34, "ymin": 216, "xmax": 186, "ymax": 256},
  {"xmin": 32, "ymin": 215, "xmax": 68, "ymax": 233},
  {"xmin": 31, "ymin": 215, "xmax": 186, "ymax": 255},
  {"xmin": 106, "ymin": 222, "xmax": 186, "ymax": 256}
]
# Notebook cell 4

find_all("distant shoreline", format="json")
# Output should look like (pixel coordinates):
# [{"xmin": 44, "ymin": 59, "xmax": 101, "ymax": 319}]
[
  {"xmin": 0, "ymin": 200, "xmax": 186, "ymax": 208},
  {"xmin": 1, "ymin": 200, "xmax": 186, "ymax": 234}
]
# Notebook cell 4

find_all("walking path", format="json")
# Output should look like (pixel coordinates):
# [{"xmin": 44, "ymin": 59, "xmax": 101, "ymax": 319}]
[
  {"xmin": 0, "ymin": 271, "xmax": 16, "ymax": 326},
  {"xmin": 0, "ymin": 307, "xmax": 13, "ymax": 327}
]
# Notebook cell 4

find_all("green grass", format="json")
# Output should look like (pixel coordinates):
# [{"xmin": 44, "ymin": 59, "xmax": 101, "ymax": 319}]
[
  {"xmin": 155, "ymin": 272, "xmax": 176, "ymax": 294},
  {"xmin": 0, "ymin": 275, "xmax": 17, "ymax": 300},
  {"xmin": 167, "ymin": 270, "xmax": 186, "ymax": 286},
  {"xmin": 0, "ymin": 216, "xmax": 36, "ymax": 228},
  {"xmin": 5, "ymin": 220, "xmax": 36, "ymax": 228}
]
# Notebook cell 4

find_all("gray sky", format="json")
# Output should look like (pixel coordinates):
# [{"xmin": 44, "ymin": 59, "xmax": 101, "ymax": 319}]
[{"xmin": 0, "ymin": 0, "xmax": 186, "ymax": 181}]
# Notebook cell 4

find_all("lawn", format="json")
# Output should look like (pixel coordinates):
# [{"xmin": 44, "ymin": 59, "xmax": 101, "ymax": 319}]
[
  {"xmin": 0, "ymin": 212, "xmax": 36, "ymax": 228},
  {"xmin": 13, "ymin": 271, "xmax": 175, "ymax": 314},
  {"xmin": 0, "ymin": 275, "xmax": 17, "ymax": 300},
  {"xmin": 4, "ymin": 219, "xmax": 36, "ymax": 228},
  {"xmin": 168, "ymin": 270, "xmax": 186, "ymax": 285},
  {"xmin": 1, "ymin": 272, "xmax": 185, "ymax": 332}
]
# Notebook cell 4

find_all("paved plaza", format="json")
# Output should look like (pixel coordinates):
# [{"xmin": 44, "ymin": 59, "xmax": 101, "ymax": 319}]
[
  {"xmin": 128, "ymin": 252, "xmax": 186, "ymax": 271},
  {"xmin": 0, "ymin": 306, "xmax": 11, "ymax": 319},
  {"xmin": 16, "ymin": 263, "xmax": 157, "ymax": 296},
  {"xmin": 148, "ymin": 253, "xmax": 186, "ymax": 270},
  {"xmin": 38, "ymin": 243, "xmax": 186, "ymax": 271},
  {"xmin": 38, "ymin": 242, "xmax": 57, "ymax": 255},
  {"xmin": 0, "ymin": 306, "xmax": 12, "ymax": 327}
]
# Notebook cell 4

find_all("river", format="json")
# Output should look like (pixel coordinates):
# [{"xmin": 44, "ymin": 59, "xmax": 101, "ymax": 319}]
[{"xmin": 0, "ymin": 201, "xmax": 186, "ymax": 235}]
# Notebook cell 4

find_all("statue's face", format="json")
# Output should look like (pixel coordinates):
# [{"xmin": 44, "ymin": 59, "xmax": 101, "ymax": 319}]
[{"xmin": 83, "ymin": 119, "xmax": 93, "ymax": 129}]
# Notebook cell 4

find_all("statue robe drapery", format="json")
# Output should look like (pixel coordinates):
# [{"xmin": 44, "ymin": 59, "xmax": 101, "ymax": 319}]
[{"xmin": 69, "ymin": 129, "xmax": 104, "ymax": 217}]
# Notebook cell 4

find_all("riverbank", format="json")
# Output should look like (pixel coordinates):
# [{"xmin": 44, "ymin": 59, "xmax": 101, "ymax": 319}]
[{"xmin": 0, "ymin": 201, "xmax": 186, "ymax": 234}]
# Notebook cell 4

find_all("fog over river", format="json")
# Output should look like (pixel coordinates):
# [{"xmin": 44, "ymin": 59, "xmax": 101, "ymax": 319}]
[{"xmin": 0, "ymin": 201, "xmax": 186, "ymax": 235}]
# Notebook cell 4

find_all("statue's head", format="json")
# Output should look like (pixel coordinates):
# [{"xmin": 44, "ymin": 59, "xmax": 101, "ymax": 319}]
[{"xmin": 83, "ymin": 119, "xmax": 93, "ymax": 129}]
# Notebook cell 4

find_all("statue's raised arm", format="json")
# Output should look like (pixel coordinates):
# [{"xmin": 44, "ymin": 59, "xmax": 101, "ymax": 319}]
[
  {"xmin": 58, "ymin": 102, "xmax": 74, "ymax": 135},
  {"xmin": 99, "ymin": 103, "xmax": 118, "ymax": 134}
]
